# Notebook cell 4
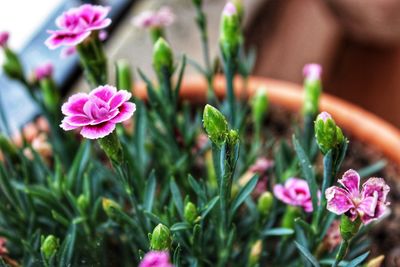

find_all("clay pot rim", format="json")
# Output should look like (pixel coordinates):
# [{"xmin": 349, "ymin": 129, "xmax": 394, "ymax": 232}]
[{"xmin": 134, "ymin": 75, "xmax": 400, "ymax": 165}]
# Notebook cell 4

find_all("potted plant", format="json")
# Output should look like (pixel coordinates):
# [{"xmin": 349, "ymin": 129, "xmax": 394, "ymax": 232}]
[{"xmin": 0, "ymin": 1, "xmax": 396, "ymax": 266}]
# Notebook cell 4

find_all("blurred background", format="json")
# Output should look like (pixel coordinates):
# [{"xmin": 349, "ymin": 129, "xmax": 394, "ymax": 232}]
[{"xmin": 1, "ymin": 0, "xmax": 400, "ymax": 130}]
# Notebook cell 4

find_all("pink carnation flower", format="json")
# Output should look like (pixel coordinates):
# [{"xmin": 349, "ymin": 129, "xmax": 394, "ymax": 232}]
[
  {"xmin": 34, "ymin": 62, "xmax": 53, "ymax": 80},
  {"xmin": 132, "ymin": 6, "xmax": 175, "ymax": 29},
  {"xmin": 139, "ymin": 251, "xmax": 173, "ymax": 267},
  {"xmin": 60, "ymin": 85, "xmax": 135, "ymax": 139},
  {"xmin": 0, "ymin": 237, "xmax": 8, "ymax": 255},
  {"xmin": 46, "ymin": 4, "xmax": 111, "ymax": 49},
  {"xmin": 273, "ymin": 178, "xmax": 317, "ymax": 212},
  {"xmin": 303, "ymin": 63, "xmax": 322, "ymax": 81},
  {"xmin": 223, "ymin": 2, "xmax": 237, "ymax": 17},
  {"xmin": 325, "ymin": 169, "xmax": 390, "ymax": 224},
  {"xmin": 0, "ymin": 31, "xmax": 9, "ymax": 47}
]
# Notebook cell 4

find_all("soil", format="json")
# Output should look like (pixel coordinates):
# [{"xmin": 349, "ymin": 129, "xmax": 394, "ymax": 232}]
[{"xmin": 264, "ymin": 104, "xmax": 400, "ymax": 267}]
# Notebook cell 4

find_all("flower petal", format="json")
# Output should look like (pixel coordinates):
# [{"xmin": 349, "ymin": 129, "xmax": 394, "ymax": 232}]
[
  {"xmin": 80, "ymin": 121, "xmax": 115, "ymax": 139},
  {"xmin": 61, "ymin": 93, "xmax": 89, "ymax": 116},
  {"xmin": 109, "ymin": 90, "xmax": 132, "ymax": 110},
  {"xmin": 357, "ymin": 192, "xmax": 378, "ymax": 217},
  {"xmin": 64, "ymin": 115, "xmax": 93, "ymax": 126},
  {"xmin": 45, "ymin": 30, "xmax": 91, "ymax": 50},
  {"xmin": 325, "ymin": 186, "xmax": 354, "ymax": 215},
  {"xmin": 360, "ymin": 201, "xmax": 388, "ymax": 224},
  {"xmin": 338, "ymin": 169, "xmax": 360, "ymax": 198},
  {"xmin": 273, "ymin": 184, "xmax": 293, "ymax": 205},
  {"xmin": 90, "ymin": 85, "xmax": 117, "ymax": 102},
  {"xmin": 361, "ymin": 177, "xmax": 390, "ymax": 203},
  {"xmin": 110, "ymin": 102, "xmax": 136, "ymax": 123},
  {"xmin": 60, "ymin": 119, "xmax": 79, "ymax": 131}
]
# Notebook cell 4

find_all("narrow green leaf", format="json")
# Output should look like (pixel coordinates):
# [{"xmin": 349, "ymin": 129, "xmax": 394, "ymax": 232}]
[
  {"xmin": 230, "ymin": 174, "xmax": 259, "ymax": 217},
  {"xmin": 201, "ymin": 196, "xmax": 219, "ymax": 219},
  {"xmin": 261, "ymin": 228, "xmax": 294, "ymax": 237},
  {"xmin": 170, "ymin": 222, "xmax": 191, "ymax": 232},
  {"xmin": 358, "ymin": 160, "xmax": 387, "ymax": 178},
  {"xmin": 294, "ymin": 241, "xmax": 320, "ymax": 267},
  {"xmin": 346, "ymin": 251, "xmax": 370, "ymax": 267},
  {"xmin": 170, "ymin": 177, "xmax": 184, "ymax": 218},
  {"xmin": 144, "ymin": 171, "xmax": 156, "ymax": 212}
]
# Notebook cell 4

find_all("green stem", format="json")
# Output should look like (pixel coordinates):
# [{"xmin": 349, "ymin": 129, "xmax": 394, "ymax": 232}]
[
  {"xmin": 332, "ymin": 241, "xmax": 348, "ymax": 267},
  {"xmin": 225, "ymin": 57, "xmax": 236, "ymax": 127}
]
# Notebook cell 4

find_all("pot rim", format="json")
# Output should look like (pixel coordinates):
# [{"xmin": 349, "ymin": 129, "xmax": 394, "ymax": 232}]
[{"xmin": 134, "ymin": 75, "xmax": 400, "ymax": 165}]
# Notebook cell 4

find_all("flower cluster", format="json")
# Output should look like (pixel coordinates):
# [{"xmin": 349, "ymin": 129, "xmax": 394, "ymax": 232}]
[
  {"xmin": 45, "ymin": 4, "xmax": 111, "ymax": 49},
  {"xmin": 60, "ymin": 85, "xmax": 135, "ymax": 139},
  {"xmin": 326, "ymin": 169, "xmax": 390, "ymax": 224}
]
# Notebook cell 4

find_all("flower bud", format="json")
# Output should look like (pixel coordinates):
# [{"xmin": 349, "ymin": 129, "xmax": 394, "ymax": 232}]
[
  {"xmin": 203, "ymin": 104, "xmax": 228, "ymax": 146},
  {"xmin": 303, "ymin": 63, "xmax": 322, "ymax": 115},
  {"xmin": 314, "ymin": 112, "xmax": 345, "ymax": 154},
  {"xmin": 251, "ymin": 88, "xmax": 269, "ymax": 130},
  {"xmin": 150, "ymin": 224, "xmax": 172, "ymax": 251},
  {"xmin": 249, "ymin": 240, "xmax": 262, "ymax": 266},
  {"xmin": 227, "ymin": 129, "xmax": 239, "ymax": 146},
  {"xmin": 184, "ymin": 202, "xmax": 198, "ymax": 224},
  {"xmin": 232, "ymin": 0, "xmax": 244, "ymax": 23},
  {"xmin": 116, "ymin": 59, "xmax": 132, "ymax": 91},
  {"xmin": 0, "ymin": 32, "xmax": 9, "ymax": 47},
  {"xmin": 77, "ymin": 194, "xmax": 89, "ymax": 212},
  {"xmin": 41, "ymin": 235, "xmax": 59, "ymax": 260},
  {"xmin": 281, "ymin": 206, "xmax": 299, "ymax": 229},
  {"xmin": 257, "ymin": 191, "xmax": 273, "ymax": 217},
  {"xmin": 339, "ymin": 215, "xmax": 361, "ymax": 242},
  {"xmin": 102, "ymin": 198, "xmax": 122, "ymax": 219},
  {"xmin": 219, "ymin": 2, "xmax": 242, "ymax": 60},
  {"xmin": 34, "ymin": 62, "xmax": 53, "ymax": 81},
  {"xmin": 153, "ymin": 37, "xmax": 174, "ymax": 78},
  {"xmin": 2, "ymin": 47, "xmax": 24, "ymax": 81},
  {"xmin": 98, "ymin": 131, "xmax": 123, "ymax": 163}
]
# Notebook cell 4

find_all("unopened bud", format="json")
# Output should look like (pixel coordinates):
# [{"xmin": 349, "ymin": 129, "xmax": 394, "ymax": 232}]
[
  {"xmin": 219, "ymin": 2, "xmax": 242, "ymax": 60},
  {"xmin": 257, "ymin": 191, "xmax": 273, "ymax": 216},
  {"xmin": 102, "ymin": 198, "xmax": 121, "ymax": 219},
  {"xmin": 41, "ymin": 235, "xmax": 59, "ymax": 260},
  {"xmin": 339, "ymin": 215, "xmax": 361, "ymax": 242},
  {"xmin": 303, "ymin": 63, "xmax": 322, "ymax": 115},
  {"xmin": 77, "ymin": 194, "xmax": 89, "ymax": 212},
  {"xmin": 251, "ymin": 88, "xmax": 269, "ymax": 130},
  {"xmin": 184, "ymin": 202, "xmax": 198, "ymax": 224},
  {"xmin": 314, "ymin": 112, "xmax": 345, "ymax": 154},
  {"xmin": 231, "ymin": 0, "xmax": 244, "ymax": 23},
  {"xmin": 153, "ymin": 38, "xmax": 174, "ymax": 78},
  {"xmin": 203, "ymin": 104, "xmax": 228, "ymax": 146},
  {"xmin": 0, "ymin": 32, "xmax": 9, "ymax": 47},
  {"xmin": 249, "ymin": 240, "xmax": 262, "ymax": 266},
  {"xmin": 150, "ymin": 224, "xmax": 172, "ymax": 251},
  {"xmin": 2, "ymin": 47, "xmax": 24, "ymax": 81}
]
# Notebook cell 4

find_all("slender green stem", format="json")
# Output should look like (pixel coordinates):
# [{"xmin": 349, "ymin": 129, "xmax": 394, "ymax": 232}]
[{"xmin": 225, "ymin": 57, "xmax": 236, "ymax": 127}]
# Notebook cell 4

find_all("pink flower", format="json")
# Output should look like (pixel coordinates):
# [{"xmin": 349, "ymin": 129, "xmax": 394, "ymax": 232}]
[
  {"xmin": 34, "ymin": 62, "xmax": 53, "ymax": 80},
  {"xmin": 325, "ymin": 169, "xmax": 390, "ymax": 224},
  {"xmin": 60, "ymin": 85, "xmax": 136, "ymax": 139},
  {"xmin": 249, "ymin": 157, "xmax": 274, "ymax": 174},
  {"xmin": 223, "ymin": 2, "xmax": 237, "ymax": 16},
  {"xmin": 273, "ymin": 178, "xmax": 316, "ymax": 212},
  {"xmin": 46, "ymin": 4, "xmax": 111, "ymax": 49},
  {"xmin": 0, "ymin": 31, "xmax": 9, "ymax": 47},
  {"xmin": 139, "ymin": 251, "xmax": 173, "ymax": 267},
  {"xmin": 0, "ymin": 237, "xmax": 8, "ymax": 255},
  {"xmin": 303, "ymin": 63, "xmax": 322, "ymax": 81},
  {"xmin": 317, "ymin": 111, "xmax": 332, "ymax": 122},
  {"xmin": 132, "ymin": 6, "xmax": 175, "ymax": 29}
]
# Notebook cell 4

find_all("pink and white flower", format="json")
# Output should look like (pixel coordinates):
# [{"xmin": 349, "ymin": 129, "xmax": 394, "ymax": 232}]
[
  {"xmin": 34, "ymin": 62, "xmax": 53, "ymax": 80},
  {"xmin": 273, "ymin": 178, "xmax": 317, "ymax": 212},
  {"xmin": 223, "ymin": 2, "xmax": 237, "ymax": 17},
  {"xmin": 139, "ymin": 251, "xmax": 173, "ymax": 267},
  {"xmin": 132, "ymin": 6, "xmax": 175, "ymax": 29},
  {"xmin": 325, "ymin": 169, "xmax": 390, "ymax": 224},
  {"xmin": 60, "ymin": 85, "xmax": 135, "ymax": 139},
  {"xmin": 0, "ymin": 237, "xmax": 8, "ymax": 255},
  {"xmin": 303, "ymin": 63, "xmax": 322, "ymax": 81},
  {"xmin": 0, "ymin": 31, "xmax": 9, "ymax": 47},
  {"xmin": 46, "ymin": 4, "xmax": 111, "ymax": 49}
]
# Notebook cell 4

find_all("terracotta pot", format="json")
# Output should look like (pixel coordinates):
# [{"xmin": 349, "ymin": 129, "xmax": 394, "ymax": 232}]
[{"xmin": 134, "ymin": 75, "xmax": 400, "ymax": 165}]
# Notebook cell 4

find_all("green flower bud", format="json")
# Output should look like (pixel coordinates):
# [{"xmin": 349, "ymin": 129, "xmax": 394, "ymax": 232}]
[
  {"xmin": 184, "ymin": 202, "xmax": 198, "ymax": 224},
  {"xmin": 77, "ymin": 194, "xmax": 89, "ymax": 212},
  {"xmin": 227, "ymin": 129, "xmax": 239, "ymax": 146},
  {"xmin": 150, "ymin": 224, "xmax": 172, "ymax": 251},
  {"xmin": 251, "ymin": 88, "xmax": 269, "ymax": 130},
  {"xmin": 153, "ymin": 37, "xmax": 174, "ymax": 78},
  {"xmin": 232, "ymin": 0, "xmax": 244, "ymax": 23},
  {"xmin": 314, "ymin": 112, "xmax": 345, "ymax": 154},
  {"xmin": 40, "ymin": 78, "xmax": 59, "ymax": 113},
  {"xmin": 257, "ymin": 191, "xmax": 273, "ymax": 216},
  {"xmin": 249, "ymin": 240, "xmax": 262, "ymax": 266},
  {"xmin": 41, "ymin": 235, "xmax": 59, "ymax": 260},
  {"xmin": 219, "ymin": 2, "xmax": 242, "ymax": 60},
  {"xmin": 340, "ymin": 215, "xmax": 361, "ymax": 242},
  {"xmin": 303, "ymin": 64, "xmax": 322, "ymax": 115},
  {"xmin": 102, "ymin": 198, "xmax": 121, "ymax": 219},
  {"xmin": 116, "ymin": 59, "xmax": 132, "ymax": 91},
  {"xmin": 98, "ymin": 131, "xmax": 123, "ymax": 163},
  {"xmin": 281, "ymin": 206, "xmax": 299, "ymax": 229},
  {"xmin": 2, "ymin": 47, "xmax": 24, "ymax": 81},
  {"xmin": 203, "ymin": 104, "xmax": 228, "ymax": 146}
]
